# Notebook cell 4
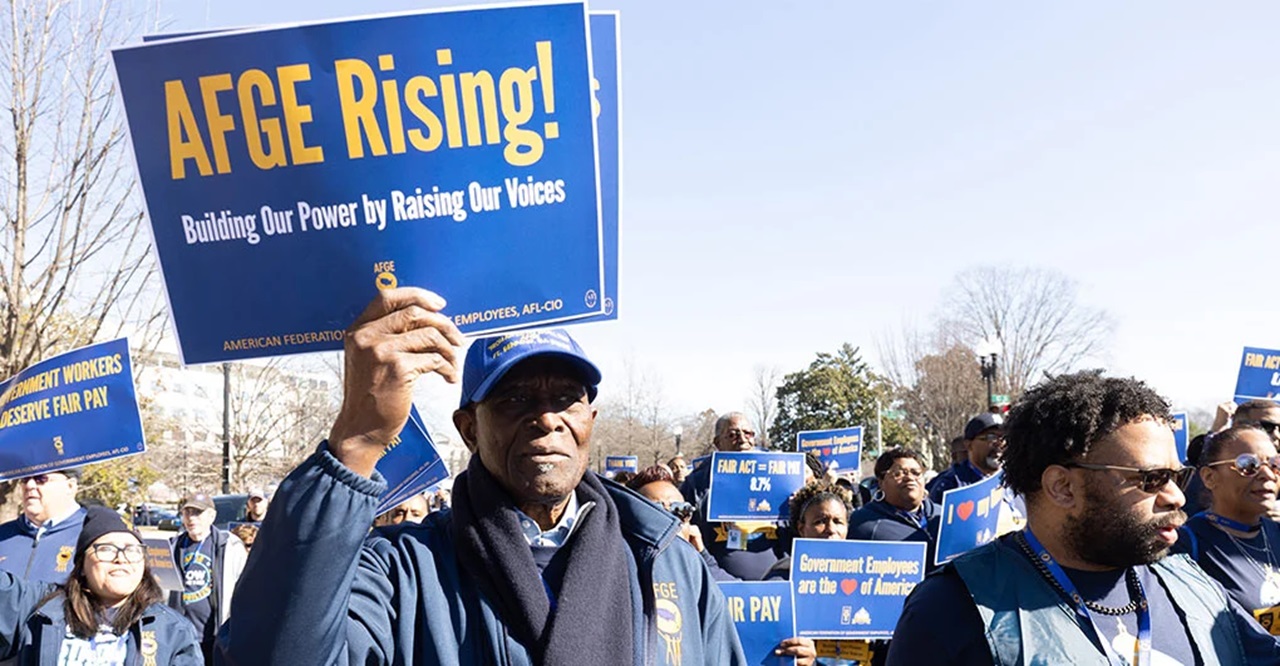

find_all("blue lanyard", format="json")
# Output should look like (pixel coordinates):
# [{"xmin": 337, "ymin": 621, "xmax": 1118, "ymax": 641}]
[
  {"xmin": 894, "ymin": 507, "xmax": 927, "ymax": 530},
  {"xmin": 1022, "ymin": 529, "xmax": 1150, "ymax": 666},
  {"xmin": 1201, "ymin": 511, "xmax": 1260, "ymax": 532}
]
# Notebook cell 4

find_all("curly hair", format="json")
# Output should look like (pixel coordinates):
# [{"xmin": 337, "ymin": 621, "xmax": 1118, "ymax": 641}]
[
  {"xmin": 1003, "ymin": 370, "xmax": 1171, "ymax": 497},
  {"xmin": 788, "ymin": 482, "xmax": 854, "ymax": 529}
]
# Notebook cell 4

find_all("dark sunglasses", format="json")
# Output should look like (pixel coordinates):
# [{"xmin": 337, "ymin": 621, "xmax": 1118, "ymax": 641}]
[
  {"xmin": 1258, "ymin": 421, "xmax": 1280, "ymax": 436},
  {"xmin": 663, "ymin": 501, "xmax": 695, "ymax": 522},
  {"xmin": 1205, "ymin": 453, "xmax": 1280, "ymax": 477},
  {"xmin": 1063, "ymin": 462, "xmax": 1196, "ymax": 494},
  {"xmin": 22, "ymin": 473, "xmax": 64, "ymax": 485}
]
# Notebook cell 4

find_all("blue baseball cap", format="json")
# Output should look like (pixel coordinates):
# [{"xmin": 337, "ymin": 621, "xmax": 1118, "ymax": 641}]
[{"xmin": 460, "ymin": 329, "xmax": 601, "ymax": 408}]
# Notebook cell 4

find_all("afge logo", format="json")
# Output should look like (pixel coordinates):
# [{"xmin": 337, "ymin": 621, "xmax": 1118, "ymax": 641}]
[
  {"xmin": 53, "ymin": 436, "xmax": 64, "ymax": 456},
  {"xmin": 655, "ymin": 598, "xmax": 683, "ymax": 665},
  {"xmin": 55, "ymin": 545, "xmax": 73, "ymax": 573}
]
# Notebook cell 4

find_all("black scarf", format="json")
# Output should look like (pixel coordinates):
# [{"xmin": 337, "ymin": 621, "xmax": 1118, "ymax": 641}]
[{"xmin": 451, "ymin": 457, "xmax": 635, "ymax": 664}]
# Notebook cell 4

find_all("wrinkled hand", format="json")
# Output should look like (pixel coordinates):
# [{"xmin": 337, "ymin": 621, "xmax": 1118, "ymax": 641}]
[
  {"xmin": 328, "ymin": 288, "xmax": 464, "ymax": 477},
  {"xmin": 680, "ymin": 521, "xmax": 705, "ymax": 552},
  {"xmin": 776, "ymin": 637, "xmax": 816, "ymax": 665}
]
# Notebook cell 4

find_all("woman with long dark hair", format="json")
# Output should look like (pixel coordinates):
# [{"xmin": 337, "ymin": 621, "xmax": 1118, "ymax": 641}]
[{"xmin": 0, "ymin": 505, "xmax": 200, "ymax": 664}]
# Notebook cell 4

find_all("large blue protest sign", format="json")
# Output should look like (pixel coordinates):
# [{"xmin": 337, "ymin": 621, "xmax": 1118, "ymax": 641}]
[
  {"xmin": 934, "ymin": 471, "xmax": 1005, "ymax": 566},
  {"xmin": 586, "ymin": 11, "xmax": 620, "ymax": 322},
  {"xmin": 375, "ymin": 405, "xmax": 447, "ymax": 516},
  {"xmin": 1235, "ymin": 347, "xmax": 1280, "ymax": 404},
  {"xmin": 114, "ymin": 2, "xmax": 604, "ymax": 364},
  {"xmin": 605, "ymin": 455, "xmax": 638, "ymax": 476},
  {"xmin": 0, "ymin": 339, "xmax": 145, "ymax": 481},
  {"xmin": 790, "ymin": 539, "xmax": 926, "ymax": 640},
  {"xmin": 718, "ymin": 581, "xmax": 796, "ymax": 665},
  {"xmin": 1171, "ymin": 412, "xmax": 1189, "ymax": 464},
  {"xmin": 796, "ymin": 427, "xmax": 862, "ymax": 475},
  {"xmin": 706, "ymin": 452, "xmax": 806, "ymax": 522}
]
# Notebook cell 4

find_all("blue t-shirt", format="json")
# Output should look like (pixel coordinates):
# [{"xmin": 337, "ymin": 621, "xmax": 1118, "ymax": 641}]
[
  {"xmin": 1180, "ymin": 514, "xmax": 1280, "ymax": 634},
  {"xmin": 178, "ymin": 535, "xmax": 215, "ymax": 643},
  {"xmin": 888, "ymin": 559, "xmax": 1201, "ymax": 665}
]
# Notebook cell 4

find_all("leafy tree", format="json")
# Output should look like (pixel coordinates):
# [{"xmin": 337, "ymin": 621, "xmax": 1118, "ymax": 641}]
[{"xmin": 769, "ymin": 344, "xmax": 910, "ymax": 456}]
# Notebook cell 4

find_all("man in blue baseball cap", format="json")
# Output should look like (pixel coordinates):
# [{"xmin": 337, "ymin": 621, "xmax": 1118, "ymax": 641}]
[{"xmin": 218, "ymin": 288, "xmax": 745, "ymax": 665}]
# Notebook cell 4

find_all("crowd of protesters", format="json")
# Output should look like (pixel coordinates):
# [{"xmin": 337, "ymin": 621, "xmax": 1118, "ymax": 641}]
[{"xmin": 0, "ymin": 290, "xmax": 1278, "ymax": 664}]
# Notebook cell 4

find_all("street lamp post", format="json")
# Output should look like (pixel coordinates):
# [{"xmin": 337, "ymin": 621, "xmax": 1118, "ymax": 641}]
[
  {"xmin": 975, "ymin": 338, "xmax": 1002, "ymax": 411},
  {"xmin": 673, "ymin": 425, "xmax": 684, "ymax": 457}
]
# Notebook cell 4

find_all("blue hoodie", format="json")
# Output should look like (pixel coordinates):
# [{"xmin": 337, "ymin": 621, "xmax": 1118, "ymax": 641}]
[
  {"xmin": 0, "ymin": 569, "xmax": 201, "ymax": 665},
  {"xmin": 0, "ymin": 506, "xmax": 86, "ymax": 585},
  {"xmin": 216, "ymin": 446, "xmax": 746, "ymax": 665},
  {"xmin": 847, "ymin": 499, "xmax": 942, "ymax": 572}
]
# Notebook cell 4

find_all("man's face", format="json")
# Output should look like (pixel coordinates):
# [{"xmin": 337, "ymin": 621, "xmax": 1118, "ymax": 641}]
[
  {"xmin": 950, "ymin": 440, "xmax": 969, "ymax": 465},
  {"xmin": 181, "ymin": 506, "xmax": 216, "ymax": 538},
  {"xmin": 454, "ymin": 358, "xmax": 596, "ymax": 508},
  {"xmin": 1237, "ymin": 405, "xmax": 1280, "ymax": 445},
  {"xmin": 246, "ymin": 496, "xmax": 267, "ymax": 519},
  {"xmin": 22, "ymin": 472, "xmax": 77, "ymax": 524},
  {"xmin": 968, "ymin": 428, "xmax": 1005, "ymax": 471},
  {"xmin": 378, "ymin": 494, "xmax": 429, "ymax": 526},
  {"xmin": 1063, "ymin": 418, "xmax": 1186, "ymax": 567},
  {"xmin": 714, "ymin": 416, "xmax": 755, "ymax": 452}
]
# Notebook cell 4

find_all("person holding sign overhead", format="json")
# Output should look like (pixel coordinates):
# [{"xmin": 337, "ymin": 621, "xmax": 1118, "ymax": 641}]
[
  {"xmin": 889, "ymin": 371, "xmax": 1280, "ymax": 665},
  {"xmin": 1177, "ymin": 424, "xmax": 1280, "ymax": 635},
  {"xmin": 847, "ymin": 449, "xmax": 941, "ymax": 572},
  {"xmin": 0, "ymin": 506, "xmax": 200, "ymax": 664},
  {"xmin": 218, "ymin": 288, "xmax": 745, "ymax": 665}
]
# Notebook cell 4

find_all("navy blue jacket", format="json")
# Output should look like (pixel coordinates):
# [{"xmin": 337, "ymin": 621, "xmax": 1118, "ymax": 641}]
[
  {"xmin": 847, "ymin": 499, "xmax": 942, "ymax": 572},
  {"xmin": 0, "ymin": 570, "xmax": 201, "ymax": 665},
  {"xmin": 925, "ymin": 463, "xmax": 985, "ymax": 505},
  {"xmin": 0, "ymin": 507, "xmax": 85, "ymax": 585},
  {"xmin": 217, "ymin": 446, "xmax": 746, "ymax": 665}
]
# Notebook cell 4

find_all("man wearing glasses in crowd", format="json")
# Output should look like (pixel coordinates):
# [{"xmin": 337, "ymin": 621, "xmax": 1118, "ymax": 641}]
[
  {"xmin": 680, "ymin": 413, "xmax": 785, "ymax": 580},
  {"xmin": 0, "ymin": 467, "xmax": 84, "ymax": 584},
  {"xmin": 927, "ymin": 412, "xmax": 1005, "ymax": 504},
  {"xmin": 889, "ymin": 371, "xmax": 1280, "ymax": 665}
]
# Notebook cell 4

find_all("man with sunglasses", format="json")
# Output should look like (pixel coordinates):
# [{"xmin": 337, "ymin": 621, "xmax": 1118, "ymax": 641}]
[
  {"xmin": 1234, "ymin": 399, "xmax": 1280, "ymax": 444},
  {"xmin": 679, "ymin": 412, "xmax": 788, "ymax": 580},
  {"xmin": 889, "ymin": 371, "xmax": 1280, "ymax": 665},
  {"xmin": 627, "ymin": 465, "xmax": 735, "ymax": 582},
  {"xmin": 1177, "ymin": 424, "xmax": 1280, "ymax": 635},
  {"xmin": 0, "ymin": 467, "xmax": 85, "ymax": 584},
  {"xmin": 926, "ymin": 412, "xmax": 1004, "ymax": 504}
]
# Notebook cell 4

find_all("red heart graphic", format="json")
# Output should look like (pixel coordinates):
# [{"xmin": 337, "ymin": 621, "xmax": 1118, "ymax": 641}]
[
  {"xmin": 823, "ymin": 448, "xmax": 831, "ymax": 456},
  {"xmin": 957, "ymin": 501, "xmax": 975, "ymax": 521},
  {"xmin": 840, "ymin": 579, "xmax": 857, "ymax": 595}
]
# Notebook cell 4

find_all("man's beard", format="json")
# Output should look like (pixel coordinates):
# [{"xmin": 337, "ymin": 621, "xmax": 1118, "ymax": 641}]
[{"xmin": 1063, "ymin": 478, "xmax": 1185, "ymax": 568}]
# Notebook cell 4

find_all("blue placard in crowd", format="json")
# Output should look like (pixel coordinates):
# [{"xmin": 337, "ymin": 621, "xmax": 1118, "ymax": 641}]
[
  {"xmin": 1171, "ymin": 412, "xmax": 1189, "ymax": 464},
  {"xmin": 934, "ymin": 470, "xmax": 1005, "ymax": 566},
  {"xmin": 0, "ymin": 339, "xmax": 146, "ymax": 481},
  {"xmin": 1234, "ymin": 346, "xmax": 1280, "ymax": 404},
  {"xmin": 796, "ymin": 426, "xmax": 862, "ymax": 475},
  {"xmin": 114, "ymin": 2, "xmax": 605, "ymax": 364},
  {"xmin": 718, "ymin": 581, "xmax": 796, "ymax": 665},
  {"xmin": 605, "ymin": 455, "xmax": 638, "ymax": 474},
  {"xmin": 790, "ymin": 538, "xmax": 926, "ymax": 640},
  {"xmin": 706, "ymin": 451, "xmax": 806, "ymax": 522},
  {"xmin": 585, "ymin": 11, "xmax": 620, "ymax": 322},
  {"xmin": 375, "ymin": 405, "xmax": 447, "ymax": 515}
]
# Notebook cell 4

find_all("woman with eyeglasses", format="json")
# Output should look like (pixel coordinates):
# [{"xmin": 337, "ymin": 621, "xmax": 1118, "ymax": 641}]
[
  {"xmin": 1177, "ymin": 423, "xmax": 1280, "ymax": 634},
  {"xmin": 0, "ymin": 505, "xmax": 201, "ymax": 664},
  {"xmin": 848, "ymin": 449, "xmax": 941, "ymax": 571}
]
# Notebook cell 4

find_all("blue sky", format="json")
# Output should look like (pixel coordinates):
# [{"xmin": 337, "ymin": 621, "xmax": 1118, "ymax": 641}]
[{"xmin": 158, "ymin": 1, "xmax": 1280, "ymax": 428}]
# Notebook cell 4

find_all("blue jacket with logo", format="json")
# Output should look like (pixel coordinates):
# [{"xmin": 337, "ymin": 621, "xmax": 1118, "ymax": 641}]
[
  {"xmin": 0, "ymin": 507, "xmax": 86, "ymax": 585},
  {"xmin": 0, "ymin": 569, "xmax": 201, "ymax": 665},
  {"xmin": 216, "ymin": 446, "xmax": 746, "ymax": 666}
]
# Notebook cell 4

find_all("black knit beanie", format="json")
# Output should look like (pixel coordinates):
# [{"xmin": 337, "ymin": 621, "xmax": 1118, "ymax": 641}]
[{"xmin": 75, "ymin": 506, "xmax": 140, "ymax": 554}]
